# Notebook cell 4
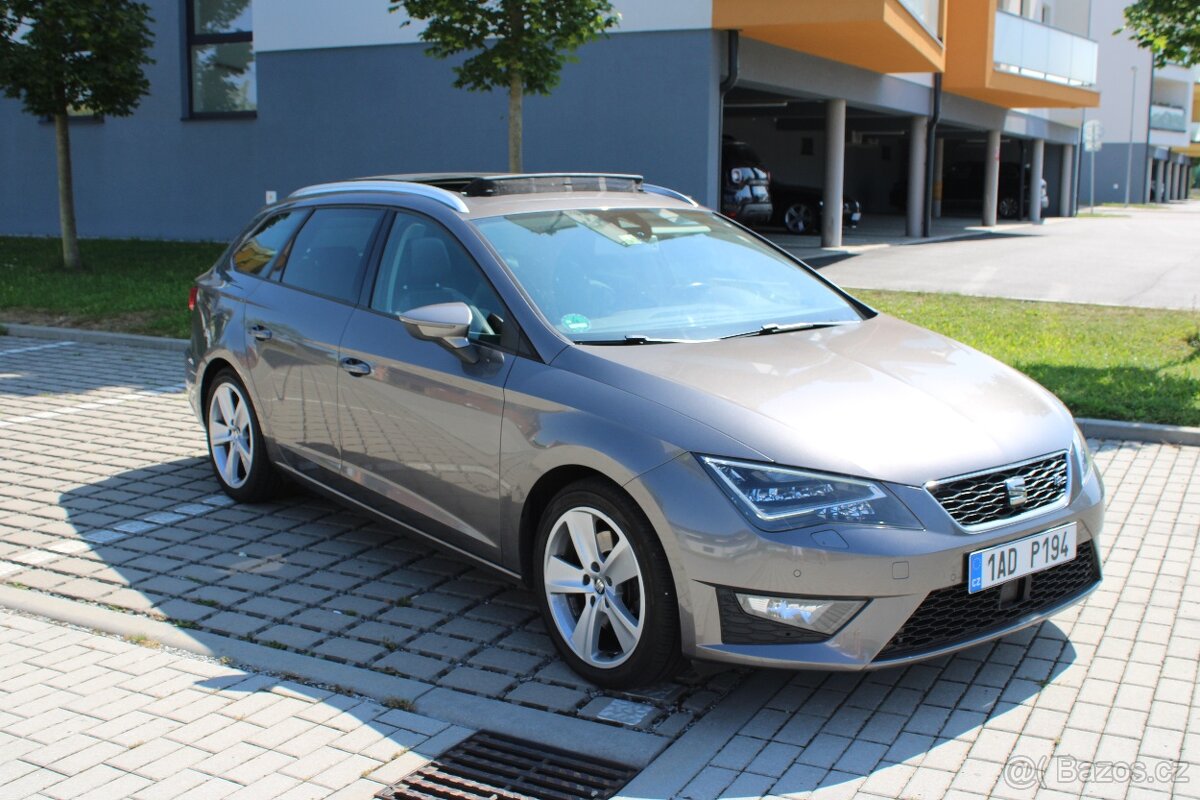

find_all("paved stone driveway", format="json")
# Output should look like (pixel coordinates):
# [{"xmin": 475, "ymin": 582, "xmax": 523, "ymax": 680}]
[
  {"xmin": 1, "ymin": 335, "xmax": 1198, "ymax": 799},
  {"xmin": 0, "ymin": 337, "xmax": 732, "ymax": 757}
]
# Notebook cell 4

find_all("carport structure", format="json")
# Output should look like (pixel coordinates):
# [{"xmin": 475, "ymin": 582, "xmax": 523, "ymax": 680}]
[{"xmin": 715, "ymin": 0, "xmax": 1100, "ymax": 246}]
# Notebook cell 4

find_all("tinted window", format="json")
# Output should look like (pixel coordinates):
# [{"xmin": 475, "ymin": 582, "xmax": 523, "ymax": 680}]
[
  {"xmin": 280, "ymin": 208, "xmax": 384, "ymax": 303},
  {"xmin": 232, "ymin": 211, "xmax": 305, "ymax": 276},
  {"xmin": 370, "ymin": 213, "xmax": 510, "ymax": 346}
]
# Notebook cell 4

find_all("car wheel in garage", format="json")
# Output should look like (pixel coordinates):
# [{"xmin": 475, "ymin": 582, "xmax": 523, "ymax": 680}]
[
  {"xmin": 783, "ymin": 203, "xmax": 815, "ymax": 234},
  {"xmin": 534, "ymin": 479, "xmax": 681, "ymax": 688},
  {"xmin": 998, "ymin": 196, "xmax": 1019, "ymax": 219}
]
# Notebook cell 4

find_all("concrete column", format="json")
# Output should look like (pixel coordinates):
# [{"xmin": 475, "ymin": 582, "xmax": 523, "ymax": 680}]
[
  {"xmin": 1166, "ymin": 162, "xmax": 1176, "ymax": 200},
  {"xmin": 1059, "ymin": 143, "xmax": 1074, "ymax": 217},
  {"xmin": 906, "ymin": 115, "xmax": 928, "ymax": 237},
  {"xmin": 1177, "ymin": 161, "xmax": 1187, "ymax": 199},
  {"xmin": 1153, "ymin": 159, "xmax": 1164, "ymax": 202},
  {"xmin": 1029, "ymin": 139, "xmax": 1044, "ymax": 223},
  {"xmin": 822, "ymin": 98, "xmax": 846, "ymax": 248},
  {"xmin": 982, "ymin": 130, "xmax": 1002, "ymax": 226},
  {"xmin": 1144, "ymin": 157, "xmax": 1154, "ymax": 203},
  {"xmin": 932, "ymin": 137, "xmax": 945, "ymax": 218}
]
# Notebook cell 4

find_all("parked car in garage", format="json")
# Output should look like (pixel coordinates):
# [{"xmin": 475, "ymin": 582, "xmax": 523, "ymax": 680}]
[
  {"xmin": 937, "ymin": 162, "xmax": 1048, "ymax": 218},
  {"xmin": 186, "ymin": 172, "xmax": 1104, "ymax": 689},
  {"xmin": 769, "ymin": 181, "xmax": 863, "ymax": 235},
  {"xmin": 720, "ymin": 136, "xmax": 773, "ymax": 225}
]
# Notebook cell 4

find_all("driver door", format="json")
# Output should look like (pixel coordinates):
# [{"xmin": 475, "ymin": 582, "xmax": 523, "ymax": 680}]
[{"xmin": 336, "ymin": 211, "xmax": 518, "ymax": 561}]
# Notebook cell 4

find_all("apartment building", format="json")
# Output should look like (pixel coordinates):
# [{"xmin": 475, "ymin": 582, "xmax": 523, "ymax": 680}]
[
  {"xmin": 0, "ymin": 0, "xmax": 1102, "ymax": 242},
  {"xmin": 1076, "ymin": 0, "xmax": 1196, "ymax": 205}
]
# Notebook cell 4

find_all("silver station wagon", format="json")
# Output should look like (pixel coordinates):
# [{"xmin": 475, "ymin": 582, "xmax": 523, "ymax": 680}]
[{"xmin": 185, "ymin": 173, "xmax": 1104, "ymax": 688}]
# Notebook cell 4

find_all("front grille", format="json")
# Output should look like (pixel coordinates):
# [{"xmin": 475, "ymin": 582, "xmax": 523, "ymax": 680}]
[
  {"xmin": 929, "ymin": 452, "xmax": 1069, "ymax": 529},
  {"xmin": 876, "ymin": 539, "xmax": 1099, "ymax": 661},
  {"xmin": 376, "ymin": 731, "xmax": 636, "ymax": 800},
  {"xmin": 717, "ymin": 587, "xmax": 830, "ymax": 645}
]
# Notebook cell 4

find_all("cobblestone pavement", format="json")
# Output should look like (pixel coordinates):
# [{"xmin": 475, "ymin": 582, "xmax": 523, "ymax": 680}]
[
  {"xmin": 0, "ymin": 609, "xmax": 467, "ymax": 800},
  {"xmin": 0, "ymin": 337, "xmax": 734, "ymax": 754},
  {"xmin": 2, "ymin": 335, "xmax": 1198, "ymax": 800}
]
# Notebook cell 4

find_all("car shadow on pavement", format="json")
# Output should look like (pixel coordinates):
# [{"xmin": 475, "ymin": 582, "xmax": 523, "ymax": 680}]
[{"xmin": 46, "ymin": 456, "xmax": 743, "ymax": 746}]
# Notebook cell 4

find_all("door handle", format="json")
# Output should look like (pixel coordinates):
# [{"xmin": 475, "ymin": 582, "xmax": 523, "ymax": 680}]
[
  {"xmin": 340, "ymin": 357, "xmax": 371, "ymax": 377},
  {"xmin": 249, "ymin": 325, "xmax": 272, "ymax": 341}
]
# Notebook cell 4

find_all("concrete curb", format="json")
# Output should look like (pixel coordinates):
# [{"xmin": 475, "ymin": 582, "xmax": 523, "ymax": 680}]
[
  {"xmin": 0, "ymin": 322, "xmax": 188, "ymax": 352},
  {"xmin": 1077, "ymin": 417, "xmax": 1200, "ymax": 447},
  {"xmin": 0, "ymin": 584, "xmax": 668, "ymax": 768}
]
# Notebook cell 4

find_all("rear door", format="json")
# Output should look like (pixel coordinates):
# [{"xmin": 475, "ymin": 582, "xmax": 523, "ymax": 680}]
[
  {"xmin": 336, "ymin": 210, "xmax": 518, "ymax": 561},
  {"xmin": 244, "ymin": 206, "xmax": 386, "ymax": 478}
]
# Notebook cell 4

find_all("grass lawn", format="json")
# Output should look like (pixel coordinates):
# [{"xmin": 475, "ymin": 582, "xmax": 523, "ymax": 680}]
[
  {"xmin": 856, "ymin": 289, "xmax": 1200, "ymax": 427},
  {"xmin": 0, "ymin": 236, "xmax": 224, "ymax": 338},
  {"xmin": 0, "ymin": 236, "xmax": 1197, "ymax": 426}
]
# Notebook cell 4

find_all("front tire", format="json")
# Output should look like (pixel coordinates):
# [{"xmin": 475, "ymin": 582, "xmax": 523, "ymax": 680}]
[
  {"xmin": 534, "ymin": 479, "xmax": 681, "ymax": 689},
  {"xmin": 998, "ymin": 196, "xmax": 1019, "ymax": 219},
  {"xmin": 205, "ymin": 369, "xmax": 284, "ymax": 502}
]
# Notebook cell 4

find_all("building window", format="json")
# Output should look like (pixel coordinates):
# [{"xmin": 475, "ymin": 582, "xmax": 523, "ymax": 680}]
[{"xmin": 187, "ymin": 0, "xmax": 256, "ymax": 117}]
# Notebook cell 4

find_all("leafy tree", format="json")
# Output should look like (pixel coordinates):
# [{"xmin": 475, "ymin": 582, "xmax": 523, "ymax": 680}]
[
  {"xmin": 0, "ymin": 0, "xmax": 154, "ymax": 269},
  {"xmin": 389, "ymin": 0, "xmax": 618, "ymax": 171},
  {"xmin": 1119, "ymin": 0, "xmax": 1199, "ymax": 68}
]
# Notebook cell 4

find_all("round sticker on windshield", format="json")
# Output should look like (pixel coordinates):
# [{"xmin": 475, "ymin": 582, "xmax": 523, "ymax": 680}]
[{"xmin": 561, "ymin": 313, "xmax": 591, "ymax": 333}]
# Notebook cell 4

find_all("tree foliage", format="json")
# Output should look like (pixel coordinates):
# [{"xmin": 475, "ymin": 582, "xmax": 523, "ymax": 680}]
[
  {"xmin": 390, "ymin": 0, "xmax": 618, "ymax": 96},
  {"xmin": 1119, "ymin": 0, "xmax": 1200, "ymax": 68},
  {"xmin": 0, "ymin": 0, "xmax": 154, "ymax": 117}
]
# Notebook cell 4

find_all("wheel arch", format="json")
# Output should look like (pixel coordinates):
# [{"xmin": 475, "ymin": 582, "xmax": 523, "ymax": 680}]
[{"xmin": 517, "ymin": 465, "xmax": 616, "ymax": 588}]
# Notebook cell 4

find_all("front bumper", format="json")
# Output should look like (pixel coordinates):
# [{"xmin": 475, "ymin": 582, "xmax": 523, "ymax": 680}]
[{"xmin": 627, "ymin": 453, "xmax": 1104, "ymax": 670}]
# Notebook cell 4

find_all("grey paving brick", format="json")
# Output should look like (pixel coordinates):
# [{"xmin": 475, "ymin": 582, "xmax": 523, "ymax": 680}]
[
  {"xmin": 505, "ymin": 681, "xmax": 587, "ymax": 712},
  {"xmin": 440, "ymin": 666, "xmax": 518, "ymax": 696}
]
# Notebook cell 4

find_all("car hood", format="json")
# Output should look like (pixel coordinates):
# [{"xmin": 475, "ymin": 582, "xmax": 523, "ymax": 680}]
[{"xmin": 553, "ymin": 315, "xmax": 1074, "ymax": 487}]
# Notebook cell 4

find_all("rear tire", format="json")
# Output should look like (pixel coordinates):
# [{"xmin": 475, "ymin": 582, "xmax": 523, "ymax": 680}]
[
  {"xmin": 533, "ymin": 479, "xmax": 682, "ymax": 689},
  {"xmin": 205, "ymin": 369, "xmax": 286, "ymax": 503},
  {"xmin": 783, "ymin": 203, "xmax": 814, "ymax": 234}
]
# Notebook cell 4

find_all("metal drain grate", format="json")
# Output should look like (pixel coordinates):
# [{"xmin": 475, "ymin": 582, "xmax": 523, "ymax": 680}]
[{"xmin": 375, "ymin": 731, "xmax": 638, "ymax": 800}]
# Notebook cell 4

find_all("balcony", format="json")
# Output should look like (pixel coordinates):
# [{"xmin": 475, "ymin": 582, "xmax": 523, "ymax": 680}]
[
  {"xmin": 713, "ymin": 0, "xmax": 945, "ymax": 74},
  {"xmin": 944, "ymin": 0, "xmax": 1099, "ymax": 109},
  {"xmin": 1150, "ymin": 103, "xmax": 1188, "ymax": 132}
]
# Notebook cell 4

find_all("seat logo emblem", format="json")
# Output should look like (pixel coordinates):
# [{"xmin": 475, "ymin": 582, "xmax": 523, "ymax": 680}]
[{"xmin": 1004, "ymin": 476, "xmax": 1027, "ymax": 508}]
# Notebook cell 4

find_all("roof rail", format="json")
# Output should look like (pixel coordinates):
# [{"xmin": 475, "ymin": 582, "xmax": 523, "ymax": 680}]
[
  {"xmin": 288, "ymin": 180, "xmax": 470, "ymax": 213},
  {"xmin": 643, "ymin": 183, "xmax": 699, "ymax": 207}
]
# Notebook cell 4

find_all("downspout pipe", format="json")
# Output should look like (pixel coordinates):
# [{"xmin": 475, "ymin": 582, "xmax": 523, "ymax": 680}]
[{"xmin": 922, "ymin": 72, "xmax": 942, "ymax": 238}]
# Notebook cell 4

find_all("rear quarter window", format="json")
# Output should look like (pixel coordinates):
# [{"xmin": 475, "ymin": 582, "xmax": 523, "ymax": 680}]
[{"xmin": 232, "ymin": 211, "xmax": 306, "ymax": 276}]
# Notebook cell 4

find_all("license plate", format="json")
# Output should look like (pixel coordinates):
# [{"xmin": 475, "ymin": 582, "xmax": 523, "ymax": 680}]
[{"xmin": 967, "ymin": 523, "xmax": 1077, "ymax": 594}]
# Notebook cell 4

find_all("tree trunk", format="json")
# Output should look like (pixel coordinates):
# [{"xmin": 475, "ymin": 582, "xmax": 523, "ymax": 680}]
[
  {"xmin": 54, "ymin": 113, "xmax": 83, "ymax": 270},
  {"xmin": 508, "ymin": 72, "xmax": 523, "ymax": 173}
]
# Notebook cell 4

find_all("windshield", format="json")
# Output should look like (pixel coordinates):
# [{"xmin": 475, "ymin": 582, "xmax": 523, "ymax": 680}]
[{"xmin": 473, "ymin": 208, "xmax": 864, "ymax": 343}]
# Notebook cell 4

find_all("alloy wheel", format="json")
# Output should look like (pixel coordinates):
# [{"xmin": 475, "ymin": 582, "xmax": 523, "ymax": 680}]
[
  {"xmin": 207, "ymin": 382, "xmax": 254, "ymax": 490},
  {"xmin": 784, "ymin": 204, "xmax": 812, "ymax": 234},
  {"xmin": 542, "ymin": 506, "xmax": 645, "ymax": 669}
]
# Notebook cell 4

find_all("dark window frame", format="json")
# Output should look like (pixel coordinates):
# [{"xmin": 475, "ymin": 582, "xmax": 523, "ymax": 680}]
[{"xmin": 184, "ymin": 0, "xmax": 256, "ymax": 120}]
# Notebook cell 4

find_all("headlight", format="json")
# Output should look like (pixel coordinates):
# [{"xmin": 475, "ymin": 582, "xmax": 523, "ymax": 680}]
[
  {"xmin": 1072, "ymin": 427, "xmax": 1095, "ymax": 486},
  {"xmin": 700, "ymin": 457, "xmax": 922, "ymax": 531}
]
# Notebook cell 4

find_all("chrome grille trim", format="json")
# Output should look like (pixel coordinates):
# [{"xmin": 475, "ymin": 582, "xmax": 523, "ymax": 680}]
[{"xmin": 926, "ymin": 450, "xmax": 1070, "ymax": 533}]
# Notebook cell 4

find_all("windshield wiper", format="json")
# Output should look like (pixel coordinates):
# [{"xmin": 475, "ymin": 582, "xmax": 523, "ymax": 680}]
[
  {"xmin": 720, "ymin": 320, "xmax": 853, "ymax": 339},
  {"xmin": 581, "ymin": 335, "xmax": 692, "ymax": 345}
]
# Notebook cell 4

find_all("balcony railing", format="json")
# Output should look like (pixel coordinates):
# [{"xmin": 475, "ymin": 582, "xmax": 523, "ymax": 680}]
[
  {"xmin": 898, "ymin": 0, "xmax": 940, "ymax": 40},
  {"xmin": 1150, "ymin": 103, "xmax": 1188, "ymax": 132},
  {"xmin": 992, "ymin": 11, "xmax": 1097, "ymax": 88}
]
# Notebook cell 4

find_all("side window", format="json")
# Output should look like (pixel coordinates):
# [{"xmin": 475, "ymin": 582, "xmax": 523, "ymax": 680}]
[
  {"xmin": 279, "ymin": 208, "xmax": 384, "ymax": 303},
  {"xmin": 232, "ymin": 211, "xmax": 305, "ymax": 276},
  {"xmin": 370, "ymin": 213, "xmax": 512, "ymax": 348}
]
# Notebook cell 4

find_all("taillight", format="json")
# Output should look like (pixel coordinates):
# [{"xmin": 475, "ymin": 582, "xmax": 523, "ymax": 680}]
[
  {"xmin": 188, "ymin": 286, "xmax": 198, "ymax": 312},
  {"xmin": 730, "ymin": 168, "xmax": 745, "ymax": 185}
]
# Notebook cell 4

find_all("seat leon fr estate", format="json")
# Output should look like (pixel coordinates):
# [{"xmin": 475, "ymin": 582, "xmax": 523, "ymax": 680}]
[{"xmin": 185, "ymin": 173, "xmax": 1103, "ymax": 689}]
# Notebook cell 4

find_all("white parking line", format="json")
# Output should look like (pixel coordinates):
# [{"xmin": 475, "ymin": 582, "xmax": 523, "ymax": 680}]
[
  {"xmin": 0, "ymin": 340, "xmax": 76, "ymax": 358},
  {"xmin": 0, "ymin": 382, "xmax": 185, "ymax": 428}
]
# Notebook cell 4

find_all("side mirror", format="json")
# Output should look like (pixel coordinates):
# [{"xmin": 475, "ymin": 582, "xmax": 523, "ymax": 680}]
[{"xmin": 398, "ymin": 302, "xmax": 478, "ymax": 363}]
